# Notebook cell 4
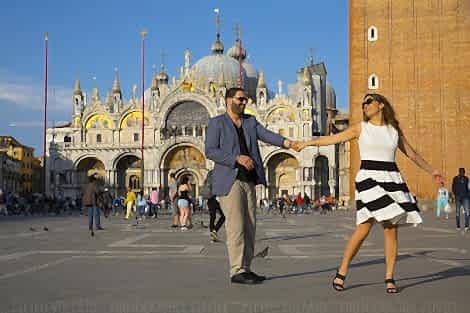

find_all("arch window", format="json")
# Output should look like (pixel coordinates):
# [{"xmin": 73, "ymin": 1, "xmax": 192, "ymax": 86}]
[
  {"xmin": 303, "ymin": 124, "xmax": 310, "ymax": 137},
  {"xmin": 96, "ymin": 134, "xmax": 102, "ymax": 143},
  {"xmin": 303, "ymin": 167, "xmax": 313, "ymax": 181},
  {"xmin": 368, "ymin": 26, "xmax": 378, "ymax": 41},
  {"xmin": 184, "ymin": 126, "xmax": 193, "ymax": 136},
  {"xmin": 368, "ymin": 74, "xmax": 379, "ymax": 90}
]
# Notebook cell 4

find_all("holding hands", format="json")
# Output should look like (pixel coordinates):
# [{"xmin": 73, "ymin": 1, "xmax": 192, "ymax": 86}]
[
  {"xmin": 236, "ymin": 139, "xmax": 308, "ymax": 171},
  {"xmin": 283, "ymin": 139, "xmax": 307, "ymax": 152},
  {"xmin": 291, "ymin": 141, "xmax": 308, "ymax": 152}
]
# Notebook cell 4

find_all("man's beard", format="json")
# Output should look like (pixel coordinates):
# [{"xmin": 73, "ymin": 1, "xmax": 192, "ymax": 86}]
[{"xmin": 231, "ymin": 103, "xmax": 245, "ymax": 115}]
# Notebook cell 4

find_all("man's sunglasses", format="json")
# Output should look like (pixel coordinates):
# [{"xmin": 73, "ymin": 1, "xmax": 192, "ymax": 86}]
[{"xmin": 234, "ymin": 97, "xmax": 248, "ymax": 103}]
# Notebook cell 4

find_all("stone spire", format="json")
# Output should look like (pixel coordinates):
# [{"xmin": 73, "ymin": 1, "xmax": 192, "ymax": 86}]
[
  {"xmin": 112, "ymin": 77, "xmax": 121, "ymax": 93},
  {"xmin": 257, "ymin": 71, "xmax": 266, "ymax": 88},
  {"xmin": 91, "ymin": 87, "xmax": 100, "ymax": 102},
  {"xmin": 73, "ymin": 79, "xmax": 82, "ymax": 95}
]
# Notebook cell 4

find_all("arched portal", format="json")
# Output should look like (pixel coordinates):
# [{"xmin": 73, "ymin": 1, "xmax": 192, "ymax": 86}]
[
  {"xmin": 266, "ymin": 152, "xmax": 299, "ymax": 199},
  {"xmin": 162, "ymin": 145, "xmax": 206, "ymax": 197},
  {"xmin": 115, "ymin": 155, "xmax": 141, "ymax": 195},
  {"xmin": 314, "ymin": 155, "xmax": 330, "ymax": 199},
  {"xmin": 76, "ymin": 157, "xmax": 105, "ymax": 185}
]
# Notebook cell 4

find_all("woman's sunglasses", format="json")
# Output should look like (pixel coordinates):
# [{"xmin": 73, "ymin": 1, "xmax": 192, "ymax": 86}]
[{"xmin": 362, "ymin": 97, "xmax": 375, "ymax": 108}]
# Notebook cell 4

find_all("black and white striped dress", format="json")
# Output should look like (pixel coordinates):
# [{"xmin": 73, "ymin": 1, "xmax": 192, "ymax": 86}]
[{"xmin": 355, "ymin": 122, "xmax": 422, "ymax": 225}]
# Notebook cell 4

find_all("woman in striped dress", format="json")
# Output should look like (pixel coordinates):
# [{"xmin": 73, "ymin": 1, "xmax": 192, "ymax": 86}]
[{"xmin": 295, "ymin": 93, "xmax": 441, "ymax": 293}]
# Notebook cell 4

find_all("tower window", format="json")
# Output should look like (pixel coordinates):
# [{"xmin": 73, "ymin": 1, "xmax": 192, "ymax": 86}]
[
  {"xmin": 368, "ymin": 26, "xmax": 378, "ymax": 41},
  {"xmin": 368, "ymin": 74, "xmax": 379, "ymax": 90},
  {"xmin": 133, "ymin": 133, "xmax": 139, "ymax": 142},
  {"xmin": 96, "ymin": 134, "xmax": 102, "ymax": 143},
  {"xmin": 64, "ymin": 136, "xmax": 72, "ymax": 143}
]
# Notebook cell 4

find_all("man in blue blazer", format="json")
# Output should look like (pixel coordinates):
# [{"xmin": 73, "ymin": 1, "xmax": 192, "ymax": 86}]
[{"xmin": 205, "ymin": 87, "xmax": 298, "ymax": 284}]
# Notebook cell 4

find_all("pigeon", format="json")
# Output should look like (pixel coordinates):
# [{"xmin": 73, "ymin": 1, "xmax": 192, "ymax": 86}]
[
  {"xmin": 254, "ymin": 246, "xmax": 269, "ymax": 258},
  {"xmin": 29, "ymin": 227, "xmax": 36, "ymax": 232},
  {"xmin": 43, "ymin": 226, "xmax": 48, "ymax": 231}
]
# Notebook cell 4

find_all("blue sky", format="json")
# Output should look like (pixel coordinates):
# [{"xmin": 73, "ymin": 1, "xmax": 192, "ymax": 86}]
[{"xmin": 0, "ymin": 0, "xmax": 348, "ymax": 154}]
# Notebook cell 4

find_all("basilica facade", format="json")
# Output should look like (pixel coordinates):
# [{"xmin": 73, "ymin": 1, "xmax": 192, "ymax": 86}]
[{"xmin": 46, "ymin": 33, "xmax": 349, "ymax": 203}]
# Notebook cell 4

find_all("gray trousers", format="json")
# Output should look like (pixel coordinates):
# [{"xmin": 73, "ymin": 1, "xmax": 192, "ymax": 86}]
[{"xmin": 219, "ymin": 180, "xmax": 257, "ymax": 277}]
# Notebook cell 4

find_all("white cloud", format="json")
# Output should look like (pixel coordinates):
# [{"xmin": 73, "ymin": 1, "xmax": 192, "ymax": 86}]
[{"xmin": 0, "ymin": 71, "xmax": 72, "ymax": 112}]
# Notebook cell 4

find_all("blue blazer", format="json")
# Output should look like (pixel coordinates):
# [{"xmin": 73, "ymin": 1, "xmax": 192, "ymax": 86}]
[{"xmin": 205, "ymin": 113, "xmax": 286, "ymax": 196}]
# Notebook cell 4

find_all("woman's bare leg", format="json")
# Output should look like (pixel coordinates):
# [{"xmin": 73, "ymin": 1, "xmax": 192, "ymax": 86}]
[
  {"xmin": 383, "ymin": 222, "xmax": 398, "ymax": 289},
  {"xmin": 334, "ymin": 219, "xmax": 375, "ymax": 286},
  {"xmin": 179, "ymin": 208, "xmax": 186, "ymax": 226},
  {"xmin": 180, "ymin": 208, "xmax": 189, "ymax": 227}
]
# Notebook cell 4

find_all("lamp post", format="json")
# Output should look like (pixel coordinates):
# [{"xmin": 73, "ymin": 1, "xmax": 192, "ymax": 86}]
[{"xmin": 43, "ymin": 32, "xmax": 49, "ymax": 196}]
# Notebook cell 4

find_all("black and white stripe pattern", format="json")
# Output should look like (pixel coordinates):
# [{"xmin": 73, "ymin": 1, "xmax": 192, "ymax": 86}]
[{"xmin": 355, "ymin": 160, "xmax": 422, "ymax": 225}]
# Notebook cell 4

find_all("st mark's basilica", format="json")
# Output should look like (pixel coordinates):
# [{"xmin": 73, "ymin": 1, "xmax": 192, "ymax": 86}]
[{"xmin": 46, "ymin": 30, "xmax": 349, "ymax": 203}]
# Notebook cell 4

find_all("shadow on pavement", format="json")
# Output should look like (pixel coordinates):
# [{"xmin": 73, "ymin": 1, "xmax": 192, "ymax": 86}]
[
  {"xmin": 398, "ymin": 265, "xmax": 470, "ymax": 291},
  {"xmin": 267, "ymin": 253, "xmax": 420, "ymax": 281},
  {"xmin": 259, "ymin": 233, "xmax": 325, "ymax": 241}
]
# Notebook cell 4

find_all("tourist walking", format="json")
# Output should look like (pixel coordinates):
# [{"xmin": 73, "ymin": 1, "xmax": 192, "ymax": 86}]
[
  {"xmin": 81, "ymin": 175, "xmax": 103, "ymax": 236},
  {"xmin": 136, "ymin": 191, "xmax": 147, "ymax": 221},
  {"xmin": 112, "ymin": 195, "xmax": 123, "ymax": 216},
  {"xmin": 208, "ymin": 196, "xmax": 225, "ymax": 242},
  {"xmin": 295, "ymin": 192, "xmax": 305, "ymax": 214},
  {"xmin": 125, "ymin": 187, "xmax": 136, "ymax": 220},
  {"xmin": 436, "ymin": 182, "xmax": 449, "ymax": 219},
  {"xmin": 205, "ymin": 87, "xmax": 298, "ymax": 284},
  {"xmin": 149, "ymin": 187, "xmax": 159, "ymax": 218},
  {"xmin": 202, "ymin": 170, "xmax": 225, "ymax": 241},
  {"xmin": 451, "ymin": 168, "xmax": 469, "ymax": 232},
  {"xmin": 295, "ymin": 93, "xmax": 441, "ymax": 293}
]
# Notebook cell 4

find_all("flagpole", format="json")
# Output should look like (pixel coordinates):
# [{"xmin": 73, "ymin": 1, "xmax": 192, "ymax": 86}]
[
  {"xmin": 140, "ymin": 30, "xmax": 147, "ymax": 193},
  {"xmin": 43, "ymin": 32, "xmax": 48, "ymax": 195}
]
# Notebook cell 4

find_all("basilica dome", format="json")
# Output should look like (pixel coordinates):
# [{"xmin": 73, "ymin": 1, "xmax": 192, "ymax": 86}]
[{"xmin": 192, "ymin": 35, "xmax": 247, "ymax": 89}]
